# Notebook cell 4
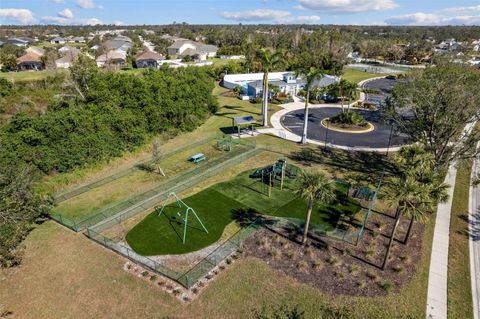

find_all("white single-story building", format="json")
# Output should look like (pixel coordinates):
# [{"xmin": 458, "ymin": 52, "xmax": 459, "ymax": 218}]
[{"xmin": 223, "ymin": 72, "xmax": 340, "ymax": 98}]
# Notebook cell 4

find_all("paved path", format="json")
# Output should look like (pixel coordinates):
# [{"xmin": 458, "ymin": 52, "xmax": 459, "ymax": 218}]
[
  {"xmin": 426, "ymin": 164, "xmax": 458, "ymax": 319},
  {"xmin": 470, "ymin": 144, "xmax": 480, "ymax": 319},
  {"xmin": 258, "ymin": 76, "xmax": 405, "ymax": 152}
]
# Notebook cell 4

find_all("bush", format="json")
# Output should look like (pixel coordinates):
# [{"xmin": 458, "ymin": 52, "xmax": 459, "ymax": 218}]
[
  {"xmin": 251, "ymin": 96, "xmax": 262, "ymax": 104},
  {"xmin": 329, "ymin": 111, "xmax": 367, "ymax": 127}
]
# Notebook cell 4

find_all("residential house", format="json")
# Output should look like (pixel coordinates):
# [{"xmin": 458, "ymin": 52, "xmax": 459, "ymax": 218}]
[
  {"xmin": 5, "ymin": 37, "xmax": 29, "ymax": 47},
  {"xmin": 103, "ymin": 35, "xmax": 132, "ymax": 53},
  {"xmin": 51, "ymin": 37, "xmax": 66, "ymax": 45},
  {"xmin": 26, "ymin": 46, "xmax": 45, "ymax": 56},
  {"xmin": 69, "ymin": 36, "xmax": 86, "ymax": 43},
  {"xmin": 56, "ymin": 47, "xmax": 81, "ymax": 69},
  {"xmin": 96, "ymin": 51, "xmax": 127, "ymax": 68},
  {"xmin": 219, "ymin": 55, "xmax": 245, "ymax": 60},
  {"xmin": 17, "ymin": 52, "xmax": 44, "ymax": 71},
  {"xmin": 135, "ymin": 51, "xmax": 164, "ymax": 68},
  {"xmin": 167, "ymin": 40, "xmax": 217, "ymax": 60}
]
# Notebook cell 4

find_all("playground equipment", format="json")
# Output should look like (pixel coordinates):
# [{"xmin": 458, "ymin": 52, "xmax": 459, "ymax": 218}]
[
  {"xmin": 250, "ymin": 159, "xmax": 298, "ymax": 196},
  {"xmin": 156, "ymin": 192, "xmax": 208, "ymax": 244}
]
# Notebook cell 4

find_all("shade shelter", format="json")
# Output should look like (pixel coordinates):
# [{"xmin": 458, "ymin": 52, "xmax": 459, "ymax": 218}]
[{"xmin": 232, "ymin": 116, "xmax": 256, "ymax": 138}]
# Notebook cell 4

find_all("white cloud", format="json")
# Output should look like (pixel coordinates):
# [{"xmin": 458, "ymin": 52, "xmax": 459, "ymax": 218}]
[
  {"xmin": 220, "ymin": 9, "xmax": 291, "ymax": 21},
  {"xmin": 0, "ymin": 8, "xmax": 35, "ymax": 24},
  {"xmin": 58, "ymin": 8, "xmax": 74, "ymax": 19},
  {"xmin": 42, "ymin": 16, "xmax": 70, "ymax": 24},
  {"xmin": 84, "ymin": 17, "xmax": 103, "ymax": 25},
  {"xmin": 51, "ymin": 0, "xmax": 65, "ymax": 3},
  {"xmin": 443, "ymin": 5, "xmax": 480, "ymax": 14},
  {"xmin": 385, "ymin": 12, "xmax": 480, "ymax": 26},
  {"xmin": 113, "ymin": 20, "xmax": 125, "ymax": 26},
  {"xmin": 75, "ymin": 0, "xmax": 96, "ymax": 9},
  {"xmin": 220, "ymin": 9, "xmax": 320, "ymax": 24},
  {"xmin": 298, "ymin": 0, "xmax": 397, "ymax": 13},
  {"xmin": 292, "ymin": 5, "xmax": 306, "ymax": 10}
]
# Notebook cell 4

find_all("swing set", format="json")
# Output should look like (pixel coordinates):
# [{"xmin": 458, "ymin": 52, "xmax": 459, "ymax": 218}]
[{"xmin": 156, "ymin": 192, "xmax": 208, "ymax": 244}]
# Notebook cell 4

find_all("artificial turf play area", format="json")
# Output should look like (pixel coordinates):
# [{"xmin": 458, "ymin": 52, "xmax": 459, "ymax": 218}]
[{"xmin": 125, "ymin": 160, "xmax": 362, "ymax": 256}]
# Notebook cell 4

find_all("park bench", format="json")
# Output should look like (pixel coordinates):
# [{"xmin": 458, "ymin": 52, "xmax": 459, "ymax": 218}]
[{"xmin": 190, "ymin": 153, "xmax": 206, "ymax": 163}]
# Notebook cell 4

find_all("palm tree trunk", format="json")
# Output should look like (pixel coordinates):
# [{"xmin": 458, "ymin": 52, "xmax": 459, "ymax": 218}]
[
  {"xmin": 301, "ymin": 90, "xmax": 309, "ymax": 144},
  {"xmin": 381, "ymin": 209, "xmax": 400, "ymax": 270},
  {"xmin": 302, "ymin": 199, "xmax": 314, "ymax": 245},
  {"xmin": 262, "ymin": 71, "xmax": 269, "ymax": 127},
  {"xmin": 403, "ymin": 215, "xmax": 414, "ymax": 245}
]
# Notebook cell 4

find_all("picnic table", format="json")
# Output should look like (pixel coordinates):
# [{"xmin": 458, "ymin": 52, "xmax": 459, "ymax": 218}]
[{"xmin": 190, "ymin": 153, "xmax": 206, "ymax": 163}]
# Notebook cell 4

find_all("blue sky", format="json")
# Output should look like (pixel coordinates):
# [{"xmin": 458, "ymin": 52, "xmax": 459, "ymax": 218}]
[{"xmin": 1, "ymin": 0, "xmax": 479, "ymax": 26}]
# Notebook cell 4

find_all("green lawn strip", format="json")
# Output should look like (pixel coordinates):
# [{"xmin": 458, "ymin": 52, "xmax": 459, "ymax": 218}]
[
  {"xmin": 342, "ymin": 68, "xmax": 379, "ymax": 84},
  {"xmin": 52, "ymin": 140, "xmax": 229, "ymax": 220},
  {"xmin": 126, "ymin": 188, "xmax": 245, "ymax": 255},
  {"xmin": 447, "ymin": 160, "xmax": 473, "ymax": 319},
  {"xmin": 125, "ymin": 168, "xmax": 361, "ymax": 256}
]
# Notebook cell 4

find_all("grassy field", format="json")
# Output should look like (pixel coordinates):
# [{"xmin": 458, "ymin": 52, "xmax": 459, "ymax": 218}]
[
  {"xmin": 52, "ymin": 139, "xmax": 227, "ymax": 220},
  {"xmin": 447, "ymin": 160, "xmax": 473, "ymax": 319},
  {"xmin": 342, "ymin": 68, "xmax": 380, "ymax": 83},
  {"xmin": 0, "ymin": 69, "xmax": 67, "ymax": 82},
  {"xmin": 126, "ymin": 168, "xmax": 360, "ymax": 255}
]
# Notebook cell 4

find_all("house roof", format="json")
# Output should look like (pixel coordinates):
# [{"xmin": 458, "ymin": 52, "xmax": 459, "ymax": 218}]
[
  {"xmin": 136, "ymin": 51, "xmax": 163, "ymax": 61},
  {"xmin": 103, "ymin": 39, "xmax": 132, "ymax": 51},
  {"xmin": 55, "ymin": 53, "xmax": 78, "ymax": 64},
  {"xmin": 59, "ymin": 46, "xmax": 81, "ymax": 55},
  {"xmin": 17, "ymin": 52, "xmax": 42, "ymax": 63},
  {"xmin": 26, "ymin": 46, "xmax": 45, "ymax": 56}
]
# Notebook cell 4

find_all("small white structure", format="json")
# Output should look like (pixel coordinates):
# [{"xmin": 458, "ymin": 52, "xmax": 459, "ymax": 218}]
[
  {"xmin": 219, "ymin": 55, "xmax": 245, "ymax": 60},
  {"xmin": 223, "ymin": 72, "xmax": 340, "ymax": 98},
  {"xmin": 50, "ymin": 37, "xmax": 66, "ymax": 45}
]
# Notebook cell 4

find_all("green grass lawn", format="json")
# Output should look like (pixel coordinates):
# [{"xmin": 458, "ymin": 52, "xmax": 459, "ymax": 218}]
[
  {"xmin": 126, "ymin": 168, "xmax": 361, "ymax": 256},
  {"xmin": 342, "ymin": 68, "xmax": 379, "ymax": 83},
  {"xmin": 447, "ymin": 160, "xmax": 473, "ymax": 319},
  {"xmin": 0, "ymin": 69, "xmax": 67, "ymax": 83},
  {"xmin": 52, "ymin": 139, "xmax": 229, "ymax": 221}
]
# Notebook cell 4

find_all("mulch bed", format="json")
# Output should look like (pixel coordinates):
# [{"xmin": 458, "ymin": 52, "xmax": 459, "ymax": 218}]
[{"xmin": 243, "ymin": 211, "xmax": 425, "ymax": 296}]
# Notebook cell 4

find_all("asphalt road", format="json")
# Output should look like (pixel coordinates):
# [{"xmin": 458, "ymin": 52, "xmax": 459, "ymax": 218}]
[{"xmin": 281, "ymin": 107, "xmax": 407, "ymax": 148}]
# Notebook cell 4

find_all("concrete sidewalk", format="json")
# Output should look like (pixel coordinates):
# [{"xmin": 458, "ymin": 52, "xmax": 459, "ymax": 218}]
[{"xmin": 426, "ymin": 164, "xmax": 458, "ymax": 319}]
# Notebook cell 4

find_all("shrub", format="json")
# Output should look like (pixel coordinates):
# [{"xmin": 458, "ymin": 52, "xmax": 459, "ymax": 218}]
[
  {"xmin": 297, "ymin": 260, "xmax": 309, "ymax": 272},
  {"xmin": 348, "ymin": 264, "xmax": 360, "ymax": 275},
  {"xmin": 150, "ymin": 275, "xmax": 157, "ymax": 281},
  {"xmin": 141, "ymin": 271, "xmax": 149, "ymax": 277},
  {"xmin": 269, "ymin": 248, "xmax": 282, "ymax": 260},
  {"xmin": 329, "ymin": 111, "xmax": 367, "ymax": 127},
  {"xmin": 312, "ymin": 259, "xmax": 323, "ymax": 270},
  {"xmin": 251, "ymin": 97, "xmax": 262, "ymax": 104},
  {"xmin": 327, "ymin": 255, "xmax": 341, "ymax": 266},
  {"xmin": 366, "ymin": 270, "xmax": 378, "ymax": 281},
  {"xmin": 357, "ymin": 280, "xmax": 366, "ymax": 288},
  {"xmin": 392, "ymin": 264, "xmax": 404, "ymax": 273},
  {"xmin": 379, "ymin": 281, "xmax": 393, "ymax": 292}
]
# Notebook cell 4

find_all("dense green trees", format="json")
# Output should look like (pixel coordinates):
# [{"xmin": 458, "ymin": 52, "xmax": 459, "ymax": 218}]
[
  {"xmin": 387, "ymin": 64, "xmax": 480, "ymax": 169},
  {"xmin": 0, "ymin": 164, "xmax": 51, "ymax": 267},
  {"xmin": 0, "ymin": 65, "xmax": 218, "ymax": 175}
]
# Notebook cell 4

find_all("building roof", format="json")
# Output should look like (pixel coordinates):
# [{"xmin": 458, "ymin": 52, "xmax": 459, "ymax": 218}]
[
  {"xmin": 136, "ymin": 51, "xmax": 163, "ymax": 61},
  {"xmin": 26, "ymin": 46, "xmax": 45, "ymax": 56},
  {"xmin": 103, "ymin": 39, "xmax": 132, "ymax": 51},
  {"xmin": 233, "ymin": 115, "xmax": 256, "ymax": 125},
  {"xmin": 59, "ymin": 46, "xmax": 81, "ymax": 55},
  {"xmin": 17, "ymin": 52, "xmax": 42, "ymax": 63},
  {"xmin": 55, "ymin": 52, "xmax": 78, "ymax": 64}
]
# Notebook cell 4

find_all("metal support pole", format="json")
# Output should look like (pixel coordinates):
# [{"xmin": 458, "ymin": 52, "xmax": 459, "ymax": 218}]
[{"xmin": 386, "ymin": 124, "xmax": 394, "ymax": 156}]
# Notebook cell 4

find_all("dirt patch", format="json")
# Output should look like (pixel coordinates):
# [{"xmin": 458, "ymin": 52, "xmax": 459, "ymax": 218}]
[
  {"xmin": 243, "ymin": 211, "xmax": 424, "ymax": 296},
  {"xmin": 219, "ymin": 91, "xmax": 237, "ymax": 98}
]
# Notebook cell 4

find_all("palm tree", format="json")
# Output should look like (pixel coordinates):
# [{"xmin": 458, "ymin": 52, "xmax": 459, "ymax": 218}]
[
  {"xmin": 294, "ymin": 67, "xmax": 324, "ymax": 144},
  {"xmin": 256, "ymin": 48, "xmax": 283, "ymax": 127},
  {"xmin": 391, "ymin": 145, "xmax": 449, "ymax": 244},
  {"xmin": 380, "ymin": 176, "xmax": 432, "ymax": 270},
  {"xmin": 295, "ymin": 170, "xmax": 335, "ymax": 245}
]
